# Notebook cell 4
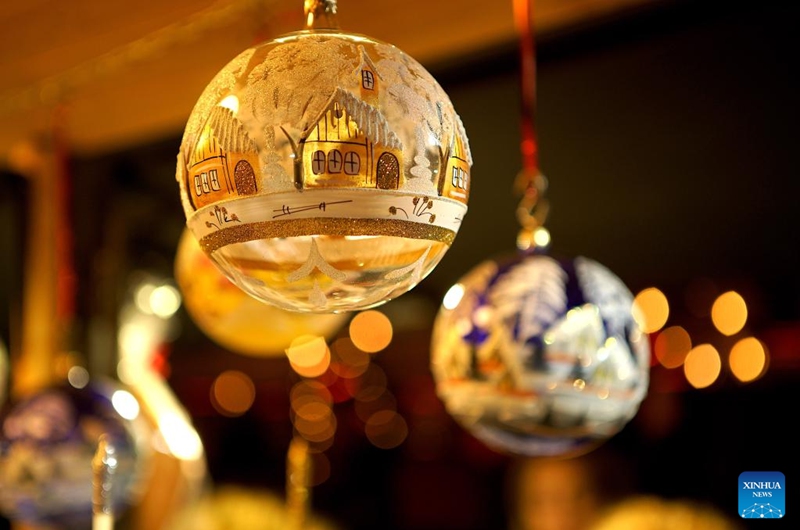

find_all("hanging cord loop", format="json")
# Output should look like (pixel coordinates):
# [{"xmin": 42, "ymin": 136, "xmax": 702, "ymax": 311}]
[{"xmin": 512, "ymin": 0, "xmax": 550, "ymax": 251}]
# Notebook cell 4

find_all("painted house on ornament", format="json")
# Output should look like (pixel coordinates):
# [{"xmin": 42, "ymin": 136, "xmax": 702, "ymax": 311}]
[
  {"xmin": 438, "ymin": 119, "xmax": 472, "ymax": 204},
  {"xmin": 299, "ymin": 48, "xmax": 404, "ymax": 191},
  {"xmin": 186, "ymin": 105, "xmax": 259, "ymax": 211}
]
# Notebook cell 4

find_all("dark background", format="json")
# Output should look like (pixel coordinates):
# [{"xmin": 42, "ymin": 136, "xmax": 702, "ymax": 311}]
[{"xmin": 1, "ymin": 0, "xmax": 798, "ymax": 528}]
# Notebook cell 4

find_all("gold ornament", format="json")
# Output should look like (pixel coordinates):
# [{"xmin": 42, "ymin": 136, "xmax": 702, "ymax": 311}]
[
  {"xmin": 176, "ymin": 0, "xmax": 471, "ymax": 313},
  {"xmin": 174, "ymin": 228, "xmax": 348, "ymax": 356}
]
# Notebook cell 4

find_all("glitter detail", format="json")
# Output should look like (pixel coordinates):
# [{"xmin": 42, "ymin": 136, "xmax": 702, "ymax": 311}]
[
  {"xmin": 386, "ymin": 245, "xmax": 430, "ymax": 283},
  {"xmin": 287, "ymin": 238, "xmax": 348, "ymax": 283},
  {"xmin": 179, "ymin": 33, "xmax": 471, "ymax": 202},
  {"xmin": 234, "ymin": 160, "xmax": 257, "ymax": 195},
  {"xmin": 410, "ymin": 155, "xmax": 432, "ymax": 180},
  {"xmin": 199, "ymin": 218, "xmax": 455, "ymax": 253}
]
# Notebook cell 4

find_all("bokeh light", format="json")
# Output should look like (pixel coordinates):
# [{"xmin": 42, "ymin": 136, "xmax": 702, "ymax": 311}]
[
  {"xmin": 728, "ymin": 337, "xmax": 767, "ymax": 383},
  {"xmin": 532, "ymin": 227, "xmax": 551, "ymax": 248},
  {"xmin": 294, "ymin": 411, "xmax": 337, "ymax": 443},
  {"xmin": 290, "ymin": 380, "xmax": 333, "ymax": 409},
  {"xmin": 711, "ymin": 291, "xmax": 747, "ymax": 336},
  {"xmin": 654, "ymin": 326, "xmax": 692, "ymax": 369},
  {"xmin": 286, "ymin": 335, "xmax": 331, "ymax": 378},
  {"xmin": 353, "ymin": 364, "xmax": 389, "ymax": 403},
  {"xmin": 684, "ymin": 344, "xmax": 721, "ymax": 389},
  {"xmin": 157, "ymin": 411, "xmax": 205, "ymax": 461},
  {"xmin": 111, "ymin": 389, "xmax": 141, "ymax": 420},
  {"xmin": 349, "ymin": 311, "xmax": 393, "ymax": 353},
  {"xmin": 134, "ymin": 281, "xmax": 182, "ymax": 318},
  {"xmin": 632, "ymin": 287, "xmax": 670, "ymax": 333},
  {"xmin": 150, "ymin": 284, "xmax": 182, "ymax": 318},
  {"xmin": 67, "ymin": 366, "xmax": 90, "ymax": 389},
  {"xmin": 211, "ymin": 370, "xmax": 256, "ymax": 417},
  {"xmin": 365, "ymin": 410, "xmax": 408, "ymax": 449},
  {"xmin": 442, "ymin": 283, "xmax": 465, "ymax": 311},
  {"xmin": 330, "ymin": 338, "xmax": 370, "ymax": 379},
  {"xmin": 290, "ymin": 381, "xmax": 337, "ymax": 444}
]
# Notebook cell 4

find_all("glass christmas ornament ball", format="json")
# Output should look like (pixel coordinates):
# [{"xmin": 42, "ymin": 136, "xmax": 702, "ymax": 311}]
[
  {"xmin": 431, "ymin": 252, "xmax": 650, "ymax": 457},
  {"xmin": 176, "ymin": 5, "xmax": 471, "ymax": 314},
  {"xmin": 0, "ymin": 380, "xmax": 146, "ymax": 528},
  {"xmin": 174, "ymin": 228, "xmax": 348, "ymax": 356}
]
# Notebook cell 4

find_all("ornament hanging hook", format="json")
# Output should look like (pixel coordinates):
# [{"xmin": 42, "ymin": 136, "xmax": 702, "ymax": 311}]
[
  {"xmin": 304, "ymin": 0, "xmax": 340, "ymax": 30},
  {"xmin": 512, "ymin": 0, "xmax": 550, "ymax": 251}
]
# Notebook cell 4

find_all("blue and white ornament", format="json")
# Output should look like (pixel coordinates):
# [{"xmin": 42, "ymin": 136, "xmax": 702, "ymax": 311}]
[
  {"xmin": 0, "ymin": 380, "xmax": 147, "ymax": 528},
  {"xmin": 430, "ymin": 252, "xmax": 650, "ymax": 457}
]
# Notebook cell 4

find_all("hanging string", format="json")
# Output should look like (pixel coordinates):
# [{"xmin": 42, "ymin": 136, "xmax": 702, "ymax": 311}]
[
  {"xmin": 512, "ymin": 0, "xmax": 550, "ymax": 251},
  {"xmin": 53, "ymin": 105, "xmax": 77, "ymax": 343},
  {"xmin": 514, "ymin": 0, "xmax": 538, "ymax": 174}
]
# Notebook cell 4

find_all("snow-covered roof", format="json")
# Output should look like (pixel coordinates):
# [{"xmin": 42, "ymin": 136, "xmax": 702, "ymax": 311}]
[
  {"xmin": 304, "ymin": 88, "xmax": 403, "ymax": 151},
  {"xmin": 206, "ymin": 106, "xmax": 258, "ymax": 154},
  {"xmin": 454, "ymin": 113, "xmax": 473, "ymax": 166}
]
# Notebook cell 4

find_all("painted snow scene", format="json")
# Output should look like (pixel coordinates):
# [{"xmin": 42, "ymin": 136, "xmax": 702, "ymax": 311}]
[
  {"xmin": 430, "ymin": 254, "xmax": 650, "ymax": 457},
  {"xmin": 175, "ymin": 30, "xmax": 472, "ymax": 313}
]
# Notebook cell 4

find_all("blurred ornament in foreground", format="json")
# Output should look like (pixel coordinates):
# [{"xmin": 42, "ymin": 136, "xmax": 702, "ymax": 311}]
[
  {"xmin": 166, "ymin": 484, "xmax": 341, "ymax": 530},
  {"xmin": 431, "ymin": 252, "xmax": 650, "ymax": 457},
  {"xmin": 0, "ymin": 380, "xmax": 146, "ymax": 528},
  {"xmin": 0, "ymin": 340, "xmax": 7, "ymax": 408},
  {"xmin": 174, "ymin": 0, "xmax": 471, "ymax": 313},
  {"xmin": 175, "ymin": 228, "xmax": 348, "ymax": 357}
]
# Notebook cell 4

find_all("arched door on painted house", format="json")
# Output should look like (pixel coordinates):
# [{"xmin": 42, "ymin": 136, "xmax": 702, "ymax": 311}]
[
  {"xmin": 376, "ymin": 152, "xmax": 399, "ymax": 190},
  {"xmin": 234, "ymin": 160, "xmax": 257, "ymax": 195}
]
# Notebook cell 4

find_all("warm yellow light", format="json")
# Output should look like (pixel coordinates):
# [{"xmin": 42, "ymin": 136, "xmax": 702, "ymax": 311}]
[
  {"xmin": 118, "ymin": 321, "xmax": 152, "ymax": 357},
  {"xmin": 158, "ymin": 411, "xmax": 205, "ymax": 461},
  {"xmin": 532, "ymin": 227, "xmax": 551, "ymax": 248},
  {"xmin": 654, "ymin": 326, "xmax": 692, "ymax": 368},
  {"xmin": 150, "ymin": 284, "xmax": 182, "ymax": 318},
  {"xmin": 286, "ymin": 335, "xmax": 331, "ymax": 377},
  {"xmin": 290, "ymin": 380, "xmax": 333, "ymax": 407},
  {"xmin": 211, "ymin": 370, "xmax": 256, "ymax": 417},
  {"xmin": 294, "ymin": 410, "xmax": 337, "ymax": 443},
  {"xmin": 632, "ymin": 287, "xmax": 670, "ymax": 333},
  {"xmin": 442, "ymin": 283, "xmax": 465, "ymax": 310},
  {"xmin": 728, "ymin": 337, "xmax": 767, "ymax": 382},
  {"xmin": 684, "ymin": 344, "xmax": 721, "ymax": 389},
  {"xmin": 711, "ymin": 291, "xmax": 747, "ymax": 336},
  {"xmin": 218, "ymin": 94, "xmax": 239, "ymax": 114},
  {"xmin": 111, "ymin": 390, "xmax": 141, "ymax": 420},
  {"xmin": 294, "ymin": 401, "xmax": 332, "ymax": 423},
  {"xmin": 293, "ymin": 352, "xmax": 331, "ymax": 378},
  {"xmin": 349, "ymin": 310, "xmax": 393, "ymax": 353},
  {"xmin": 134, "ymin": 283, "xmax": 156, "ymax": 314}
]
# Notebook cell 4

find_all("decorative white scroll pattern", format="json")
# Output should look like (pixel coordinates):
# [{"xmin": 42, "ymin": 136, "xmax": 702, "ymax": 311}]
[
  {"xmin": 286, "ymin": 238, "xmax": 348, "ymax": 283},
  {"xmin": 385, "ymin": 246, "xmax": 431, "ymax": 284},
  {"xmin": 188, "ymin": 188, "xmax": 467, "ymax": 241}
]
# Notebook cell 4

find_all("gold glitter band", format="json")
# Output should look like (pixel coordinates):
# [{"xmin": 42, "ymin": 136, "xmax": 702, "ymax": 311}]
[{"xmin": 199, "ymin": 218, "xmax": 456, "ymax": 253}]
